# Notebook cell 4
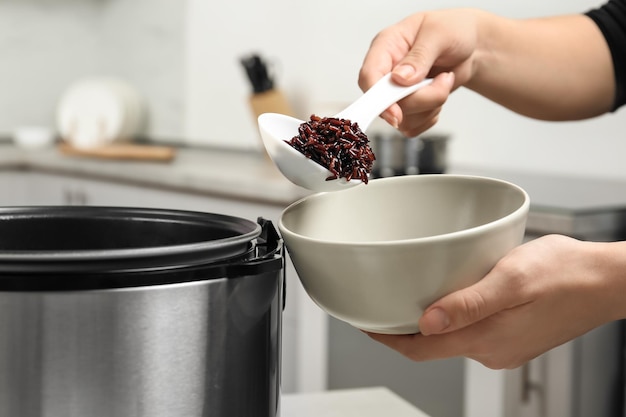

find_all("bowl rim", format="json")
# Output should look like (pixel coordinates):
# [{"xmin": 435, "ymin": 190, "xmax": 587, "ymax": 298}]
[{"xmin": 278, "ymin": 174, "xmax": 530, "ymax": 246}]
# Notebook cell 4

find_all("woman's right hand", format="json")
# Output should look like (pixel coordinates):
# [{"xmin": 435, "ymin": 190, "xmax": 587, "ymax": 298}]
[
  {"xmin": 358, "ymin": 9, "xmax": 482, "ymax": 137},
  {"xmin": 359, "ymin": 7, "xmax": 614, "ymax": 132}
]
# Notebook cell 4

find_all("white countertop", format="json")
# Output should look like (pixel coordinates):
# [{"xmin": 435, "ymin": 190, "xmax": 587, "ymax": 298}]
[
  {"xmin": 5, "ymin": 142, "xmax": 626, "ymax": 220},
  {"xmin": 282, "ymin": 387, "xmax": 431, "ymax": 417},
  {"xmin": 0, "ymin": 143, "xmax": 310, "ymax": 206}
]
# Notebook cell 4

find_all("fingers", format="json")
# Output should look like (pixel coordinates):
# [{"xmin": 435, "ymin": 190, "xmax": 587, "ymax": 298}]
[
  {"xmin": 382, "ymin": 71, "xmax": 455, "ymax": 136},
  {"xmin": 366, "ymin": 321, "xmax": 535, "ymax": 370},
  {"xmin": 418, "ymin": 261, "xmax": 530, "ymax": 336},
  {"xmin": 394, "ymin": 107, "xmax": 441, "ymax": 138},
  {"xmin": 366, "ymin": 327, "xmax": 489, "ymax": 364},
  {"xmin": 359, "ymin": 18, "xmax": 420, "ymax": 92},
  {"xmin": 359, "ymin": 12, "xmax": 461, "ymax": 136},
  {"xmin": 389, "ymin": 14, "xmax": 455, "ymax": 85},
  {"xmin": 360, "ymin": 13, "xmax": 439, "ymax": 88},
  {"xmin": 366, "ymin": 332, "xmax": 459, "ymax": 362},
  {"xmin": 419, "ymin": 287, "xmax": 497, "ymax": 336}
]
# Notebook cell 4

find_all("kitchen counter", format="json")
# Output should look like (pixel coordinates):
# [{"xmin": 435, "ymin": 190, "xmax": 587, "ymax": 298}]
[
  {"xmin": 449, "ymin": 165, "xmax": 626, "ymax": 240},
  {"xmin": 0, "ymin": 143, "xmax": 310, "ymax": 206},
  {"xmin": 282, "ymin": 387, "xmax": 431, "ymax": 417},
  {"xmin": 3, "ymin": 143, "xmax": 626, "ymax": 240}
]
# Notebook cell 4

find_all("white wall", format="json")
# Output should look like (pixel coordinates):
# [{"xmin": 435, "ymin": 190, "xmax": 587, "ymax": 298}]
[
  {"xmin": 184, "ymin": 0, "xmax": 625, "ymax": 180},
  {"xmin": 0, "ymin": 0, "xmax": 184, "ymax": 141},
  {"xmin": 1, "ymin": 0, "xmax": 623, "ymax": 181}
]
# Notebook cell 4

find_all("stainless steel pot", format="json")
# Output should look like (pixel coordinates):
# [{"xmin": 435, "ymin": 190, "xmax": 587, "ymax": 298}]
[
  {"xmin": 370, "ymin": 132, "xmax": 450, "ymax": 177},
  {"xmin": 0, "ymin": 206, "xmax": 284, "ymax": 417}
]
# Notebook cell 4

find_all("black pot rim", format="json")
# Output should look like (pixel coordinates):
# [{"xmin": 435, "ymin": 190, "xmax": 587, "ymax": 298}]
[{"xmin": 0, "ymin": 206, "xmax": 262, "ymax": 276}]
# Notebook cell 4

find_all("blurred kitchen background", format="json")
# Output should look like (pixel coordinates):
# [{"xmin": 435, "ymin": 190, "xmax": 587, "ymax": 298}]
[
  {"xmin": 0, "ymin": 0, "xmax": 623, "ymax": 179},
  {"xmin": 1, "ymin": 1, "xmax": 625, "ymax": 417}
]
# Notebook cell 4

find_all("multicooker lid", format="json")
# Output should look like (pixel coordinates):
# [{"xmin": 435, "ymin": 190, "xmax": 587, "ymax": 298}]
[{"xmin": 0, "ymin": 206, "xmax": 279, "ymax": 290}]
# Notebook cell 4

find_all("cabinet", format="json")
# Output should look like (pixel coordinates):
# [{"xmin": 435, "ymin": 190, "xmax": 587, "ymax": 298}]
[
  {"xmin": 0, "ymin": 171, "xmax": 30, "ymax": 205},
  {"xmin": 0, "ymin": 170, "xmax": 328, "ymax": 395}
]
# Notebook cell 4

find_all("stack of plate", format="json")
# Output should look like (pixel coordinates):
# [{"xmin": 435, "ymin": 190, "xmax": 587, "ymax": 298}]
[{"xmin": 56, "ymin": 77, "xmax": 145, "ymax": 149}]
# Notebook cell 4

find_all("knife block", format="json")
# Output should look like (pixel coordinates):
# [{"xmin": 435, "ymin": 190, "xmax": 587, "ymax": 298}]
[
  {"xmin": 249, "ymin": 89, "xmax": 295, "ymax": 159},
  {"xmin": 249, "ymin": 89, "xmax": 294, "ymax": 119}
]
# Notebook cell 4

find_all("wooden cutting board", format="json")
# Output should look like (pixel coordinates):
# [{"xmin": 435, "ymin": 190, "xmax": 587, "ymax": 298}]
[{"xmin": 59, "ymin": 142, "xmax": 176, "ymax": 162}]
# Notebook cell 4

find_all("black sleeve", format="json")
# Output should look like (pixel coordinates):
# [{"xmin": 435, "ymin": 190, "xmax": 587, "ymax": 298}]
[{"xmin": 586, "ymin": 0, "xmax": 626, "ymax": 110}]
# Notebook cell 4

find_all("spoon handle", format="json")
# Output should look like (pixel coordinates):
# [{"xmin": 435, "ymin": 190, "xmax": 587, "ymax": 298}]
[{"xmin": 334, "ymin": 73, "xmax": 433, "ymax": 131}]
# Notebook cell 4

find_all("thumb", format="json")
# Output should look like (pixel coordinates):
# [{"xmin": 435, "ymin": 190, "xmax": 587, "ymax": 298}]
[
  {"xmin": 390, "ymin": 23, "xmax": 442, "ymax": 85},
  {"xmin": 418, "ymin": 273, "xmax": 516, "ymax": 336},
  {"xmin": 391, "ymin": 35, "xmax": 439, "ymax": 85},
  {"xmin": 392, "ymin": 55, "xmax": 432, "ymax": 86}
]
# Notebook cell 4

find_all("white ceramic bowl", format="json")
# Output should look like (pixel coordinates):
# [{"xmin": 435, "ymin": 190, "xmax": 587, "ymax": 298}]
[
  {"xmin": 279, "ymin": 174, "xmax": 530, "ymax": 334},
  {"xmin": 12, "ymin": 126, "xmax": 56, "ymax": 149}
]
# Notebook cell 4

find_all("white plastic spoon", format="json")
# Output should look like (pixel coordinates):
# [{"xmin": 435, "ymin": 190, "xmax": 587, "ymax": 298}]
[{"xmin": 258, "ymin": 73, "xmax": 433, "ymax": 192}]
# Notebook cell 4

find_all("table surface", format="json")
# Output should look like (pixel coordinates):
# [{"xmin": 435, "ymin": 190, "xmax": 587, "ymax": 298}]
[
  {"xmin": 0, "ymin": 144, "xmax": 309, "ymax": 206},
  {"xmin": 282, "ymin": 387, "xmax": 431, "ymax": 417},
  {"xmin": 6, "ymin": 144, "xmax": 626, "ymax": 213}
]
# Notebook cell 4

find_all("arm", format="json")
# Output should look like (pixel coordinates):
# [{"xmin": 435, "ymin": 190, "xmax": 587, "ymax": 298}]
[
  {"xmin": 469, "ymin": 12, "xmax": 615, "ymax": 120},
  {"xmin": 359, "ymin": 9, "xmax": 616, "ymax": 136}
]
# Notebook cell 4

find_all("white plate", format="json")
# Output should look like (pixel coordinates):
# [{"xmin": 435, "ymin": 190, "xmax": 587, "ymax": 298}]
[{"xmin": 57, "ymin": 77, "xmax": 144, "ymax": 149}]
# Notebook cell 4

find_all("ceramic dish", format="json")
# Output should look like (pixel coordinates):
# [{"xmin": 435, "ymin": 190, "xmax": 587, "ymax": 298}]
[{"xmin": 279, "ymin": 174, "xmax": 530, "ymax": 334}]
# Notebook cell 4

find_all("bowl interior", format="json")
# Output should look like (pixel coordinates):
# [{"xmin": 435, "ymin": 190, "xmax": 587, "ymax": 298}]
[{"xmin": 280, "ymin": 175, "xmax": 528, "ymax": 243}]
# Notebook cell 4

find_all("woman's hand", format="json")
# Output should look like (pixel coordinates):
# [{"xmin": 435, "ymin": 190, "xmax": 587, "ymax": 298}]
[
  {"xmin": 367, "ymin": 235, "xmax": 626, "ymax": 369},
  {"xmin": 359, "ymin": 8, "xmax": 614, "ymax": 136},
  {"xmin": 358, "ymin": 9, "xmax": 481, "ymax": 137}
]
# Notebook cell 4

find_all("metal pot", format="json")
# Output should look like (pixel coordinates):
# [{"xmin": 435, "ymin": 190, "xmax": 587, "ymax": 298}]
[
  {"xmin": 370, "ymin": 132, "xmax": 450, "ymax": 177},
  {"xmin": 0, "ymin": 206, "xmax": 284, "ymax": 417},
  {"xmin": 370, "ymin": 132, "xmax": 410, "ymax": 177}
]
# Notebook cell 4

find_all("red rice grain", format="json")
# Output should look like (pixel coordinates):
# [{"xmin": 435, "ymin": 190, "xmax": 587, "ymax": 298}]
[{"xmin": 285, "ymin": 115, "xmax": 375, "ymax": 183}]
